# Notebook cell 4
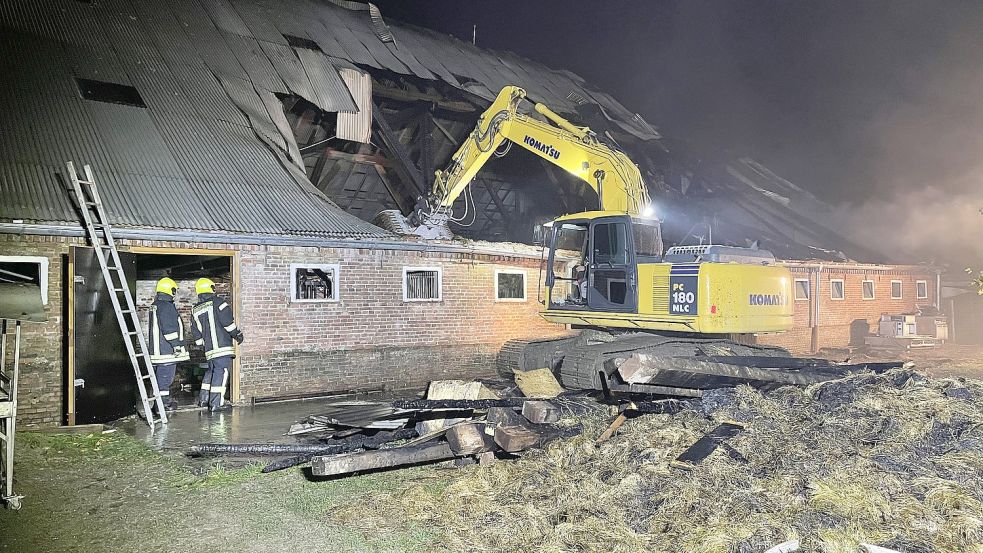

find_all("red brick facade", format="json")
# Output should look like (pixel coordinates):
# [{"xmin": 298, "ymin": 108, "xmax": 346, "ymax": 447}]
[
  {"xmin": 757, "ymin": 262, "xmax": 939, "ymax": 354},
  {"xmin": 1, "ymin": 232, "xmax": 564, "ymax": 428}
]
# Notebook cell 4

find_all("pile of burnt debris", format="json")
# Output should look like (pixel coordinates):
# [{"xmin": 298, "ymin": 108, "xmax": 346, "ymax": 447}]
[
  {"xmin": 188, "ymin": 369, "xmax": 653, "ymax": 475},
  {"xmin": 185, "ymin": 358, "xmax": 899, "ymax": 478}
]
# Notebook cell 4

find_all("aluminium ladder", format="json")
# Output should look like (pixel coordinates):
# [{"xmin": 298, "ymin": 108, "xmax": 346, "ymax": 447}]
[{"xmin": 66, "ymin": 161, "xmax": 167, "ymax": 432}]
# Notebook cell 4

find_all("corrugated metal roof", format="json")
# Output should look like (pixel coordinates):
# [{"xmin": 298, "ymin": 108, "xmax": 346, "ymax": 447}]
[
  {"xmin": 2, "ymin": 0, "xmax": 668, "ymax": 240},
  {"xmin": 0, "ymin": 1, "xmax": 387, "ymax": 238}
]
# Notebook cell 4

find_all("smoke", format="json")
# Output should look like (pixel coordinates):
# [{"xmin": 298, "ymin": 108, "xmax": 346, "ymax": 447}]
[
  {"xmin": 828, "ymin": 4, "xmax": 983, "ymax": 268},
  {"xmin": 834, "ymin": 186, "xmax": 983, "ymax": 267}
]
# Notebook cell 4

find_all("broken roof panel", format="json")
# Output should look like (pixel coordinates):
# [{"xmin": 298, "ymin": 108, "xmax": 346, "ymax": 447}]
[{"xmin": 294, "ymin": 47, "xmax": 359, "ymax": 113}]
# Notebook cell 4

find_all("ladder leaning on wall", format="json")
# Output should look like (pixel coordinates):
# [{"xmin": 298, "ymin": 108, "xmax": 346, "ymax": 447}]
[{"xmin": 65, "ymin": 161, "xmax": 167, "ymax": 432}]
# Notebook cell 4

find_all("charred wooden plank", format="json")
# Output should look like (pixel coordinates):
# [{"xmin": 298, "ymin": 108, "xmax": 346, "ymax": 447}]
[
  {"xmin": 311, "ymin": 443, "xmax": 458, "ymax": 477},
  {"xmin": 671, "ymin": 421, "xmax": 746, "ymax": 470},
  {"xmin": 391, "ymin": 398, "xmax": 525, "ymax": 410}
]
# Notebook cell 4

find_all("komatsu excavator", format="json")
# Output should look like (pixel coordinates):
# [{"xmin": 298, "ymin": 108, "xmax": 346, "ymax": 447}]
[{"xmin": 378, "ymin": 86, "xmax": 801, "ymax": 394}]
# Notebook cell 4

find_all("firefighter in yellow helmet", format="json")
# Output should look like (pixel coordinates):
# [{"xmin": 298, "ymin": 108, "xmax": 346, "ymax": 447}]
[
  {"xmin": 190, "ymin": 277, "xmax": 243, "ymax": 412},
  {"xmin": 148, "ymin": 277, "xmax": 189, "ymax": 412}
]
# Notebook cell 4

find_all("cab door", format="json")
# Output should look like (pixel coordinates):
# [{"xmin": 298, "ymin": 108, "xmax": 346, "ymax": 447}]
[{"xmin": 587, "ymin": 217, "xmax": 636, "ymax": 313}]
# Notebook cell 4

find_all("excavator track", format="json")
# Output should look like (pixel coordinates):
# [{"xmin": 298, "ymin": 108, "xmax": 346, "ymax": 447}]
[{"xmin": 500, "ymin": 329, "xmax": 796, "ymax": 392}]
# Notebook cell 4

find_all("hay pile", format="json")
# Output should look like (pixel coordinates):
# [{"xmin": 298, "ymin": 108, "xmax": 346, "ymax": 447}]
[{"xmin": 333, "ymin": 369, "xmax": 983, "ymax": 552}]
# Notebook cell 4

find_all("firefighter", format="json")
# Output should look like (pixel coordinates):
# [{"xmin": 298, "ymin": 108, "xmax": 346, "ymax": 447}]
[
  {"xmin": 148, "ymin": 277, "xmax": 189, "ymax": 412},
  {"xmin": 190, "ymin": 277, "xmax": 243, "ymax": 412}
]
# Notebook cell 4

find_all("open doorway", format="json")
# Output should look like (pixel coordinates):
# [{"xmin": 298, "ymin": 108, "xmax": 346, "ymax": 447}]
[
  {"xmin": 134, "ymin": 251, "xmax": 235, "ymax": 409},
  {"xmin": 67, "ymin": 247, "xmax": 238, "ymax": 425}
]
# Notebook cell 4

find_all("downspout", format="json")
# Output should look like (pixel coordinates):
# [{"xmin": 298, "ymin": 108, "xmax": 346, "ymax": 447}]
[
  {"xmin": 936, "ymin": 270, "xmax": 941, "ymax": 309},
  {"xmin": 811, "ymin": 264, "xmax": 823, "ymax": 353}
]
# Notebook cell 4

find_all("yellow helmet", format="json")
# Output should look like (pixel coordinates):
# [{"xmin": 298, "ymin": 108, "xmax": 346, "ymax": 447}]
[
  {"xmin": 155, "ymin": 277, "xmax": 178, "ymax": 296},
  {"xmin": 195, "ymin": 277, "xmax": 215, "ymax": 295}
]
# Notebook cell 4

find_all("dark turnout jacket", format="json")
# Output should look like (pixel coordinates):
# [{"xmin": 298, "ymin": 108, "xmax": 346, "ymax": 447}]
[
  {"xmin": 191, "ymin": 293, "xmax": 243, "ymax": 360},
  {"xmin": 148, "ymin": 292, "xmax": 190, "ymax": 364}
]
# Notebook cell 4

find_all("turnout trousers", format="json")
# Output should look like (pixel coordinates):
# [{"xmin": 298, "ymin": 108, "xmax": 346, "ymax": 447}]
[
  {"xmin": 198, "ymin": 356, "xmax": 232, "ymax": 410},
  {"xmin": 154, "ymin": 362, "xmax": 177, "ymax": 406}
]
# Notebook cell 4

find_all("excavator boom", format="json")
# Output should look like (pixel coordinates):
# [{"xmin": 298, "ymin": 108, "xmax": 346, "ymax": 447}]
[{"xmin": 376, "ymin": 86, "xmax": 651, "ymax": 238}]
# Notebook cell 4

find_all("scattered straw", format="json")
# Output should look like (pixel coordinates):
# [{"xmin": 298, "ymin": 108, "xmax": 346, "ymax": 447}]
[{"xmin": 332, "ymin": 369, "xmax": 983, "ymax": 552}]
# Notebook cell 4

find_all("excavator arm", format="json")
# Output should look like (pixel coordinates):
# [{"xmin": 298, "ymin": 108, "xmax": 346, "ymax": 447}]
[
  {"xmin": 433, "ymin": 85, "xmax": 650, "ymax": 214},
  {"xmin": 378, "ymin": 86, "xmax": 652, "ymax": 238}
]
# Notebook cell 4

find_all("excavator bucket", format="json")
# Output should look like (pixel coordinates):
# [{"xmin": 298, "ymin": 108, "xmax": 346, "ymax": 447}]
[{"xmin": 373, "ymin": 209, "xmax": 455, "ymax": 240}]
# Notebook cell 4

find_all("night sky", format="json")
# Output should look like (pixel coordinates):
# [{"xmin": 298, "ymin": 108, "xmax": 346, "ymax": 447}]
[{"xmin": 375, "ymin": 0, "xmax": 983, "ymax": 264}]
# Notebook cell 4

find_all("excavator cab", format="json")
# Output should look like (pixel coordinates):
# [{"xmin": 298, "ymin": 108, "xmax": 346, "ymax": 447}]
[{"xmin": 545, "ymin": 212, "xmax": 662, "ymax": 314}]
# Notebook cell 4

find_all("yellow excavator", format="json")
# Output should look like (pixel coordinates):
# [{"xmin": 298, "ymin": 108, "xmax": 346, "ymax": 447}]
[{"xmin": 378, "ymin": 86, "xmax": 800, "ymax": 393}]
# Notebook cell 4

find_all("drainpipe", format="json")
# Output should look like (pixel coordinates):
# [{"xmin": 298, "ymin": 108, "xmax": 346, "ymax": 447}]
[
  {"xmin": 811, "ymin": 264, "xmax": 823, "ymax": 353},
  {"xmin": 935, "ymin": 271, "xmax": 941, "ymax": 309}
]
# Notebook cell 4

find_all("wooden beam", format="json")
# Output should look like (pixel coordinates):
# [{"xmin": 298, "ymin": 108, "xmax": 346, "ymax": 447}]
[
  {"xmin": 372, "ymin": 81, "xmax": 476, "ymax": 113},
  {"xmin": 374, "ymin": 165, "xmax": 412, "ymax": 213},
  {"xmin": 311, "ymin": 442, "xmax": 459, "ymax": 476},
  {"xmin": 317, "ymin": 148, "xmax": 393, "ymax": 168}
]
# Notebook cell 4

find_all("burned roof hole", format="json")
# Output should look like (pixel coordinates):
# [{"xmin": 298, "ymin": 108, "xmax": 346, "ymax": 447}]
[
  {"xmin": 75, "ymin": 78, "xmax": 146, "ymax": 108},
  {"xmin": 283, "ymin": 34, "xmax": 322, "ymax": 52}
]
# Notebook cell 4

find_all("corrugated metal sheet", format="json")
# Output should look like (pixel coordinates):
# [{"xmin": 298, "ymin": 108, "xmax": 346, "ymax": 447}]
[
  {"xmin": 337, "ymin": 68, "xmax": 372, "ymax": 143},
  {"xmin": 222, "ymin": 33, "xmax": 289, "ymax": 94},
  {"xmin": 260, "ymin": 40, "xmax": 320, "ymax": 108},
  {"xmin": 199, "ymin": 0, "xmax": 252, "ymax": 37},
  {"xmin": 294, "ymin": 48, "xmax": 359, "ymax": 113}
]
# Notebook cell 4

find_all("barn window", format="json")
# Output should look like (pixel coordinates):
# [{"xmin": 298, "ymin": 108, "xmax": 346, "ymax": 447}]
[
  {"xmin": 290, "ymin": 263, "xmax": 339, "ymax": 302},
  {"xmin": 794, "ymin": 279, "xmax": 810, "ymax": 301},
  {"xmin": 403, "ymin": 267, "xmax": 442, "ymax": 302},
  {"xmin": 495, "ymin": 269, "xmax": 526, "ymax": 301},
  {"xmin": 891, "ymin": 280, "xmax": 903, "ymax": 299},
  {"xmin": 916, "ymin": 280, "xmax": 928, "ymax": 300},
  {"xmin": 76, "ymin": 78, "xmax": 146, "ymax": 108},
  {"xmin": 830, "ymin": 279, "xmax": 844, "ymax": 300},
  {"xmin": 0, "ymin": 255, "xmax": 48, "ymax": 304},
  {"xmin": 862, "ymin": 280, "xmax": 875, "ymax": 300}
]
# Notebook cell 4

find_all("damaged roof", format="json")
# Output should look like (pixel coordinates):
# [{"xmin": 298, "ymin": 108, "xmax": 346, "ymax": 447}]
[{"xmin": 0, "ymin": 0, "xmax": 656, "ymax": 238}]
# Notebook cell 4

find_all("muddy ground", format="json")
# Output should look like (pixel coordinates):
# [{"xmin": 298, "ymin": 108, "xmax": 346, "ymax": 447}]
[
  {"xmin": 0, "ymin": 432, "xmax": 437, "ymax": 552},
  {"xmin": 1, "ymin": 345, "xmax": 980, "ymax": 552}
]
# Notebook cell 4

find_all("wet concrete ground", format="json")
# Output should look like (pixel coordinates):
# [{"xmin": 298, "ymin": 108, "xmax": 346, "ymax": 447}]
[{"xmin": 113, "ymin": 390, "xmax": 418, "ymax": 454}]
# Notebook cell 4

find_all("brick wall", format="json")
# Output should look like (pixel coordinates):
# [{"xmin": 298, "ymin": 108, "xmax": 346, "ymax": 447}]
[
  {"xmin": 237, "ymin": 246, "xmax": 564, "ymax": 399},
  {"xmin": 1, "ymin": 233, "xmax": 563, "ymax": 427},
  {"xmin": 757, "ymin": 263, "xmax": 938, "ymax": 354},
  {"xmin": 0, "ymin": 233, "xmax": 84, "ymax": 428}
]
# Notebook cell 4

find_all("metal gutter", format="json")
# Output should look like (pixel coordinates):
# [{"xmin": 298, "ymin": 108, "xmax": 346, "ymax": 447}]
[{"xmin": 0, "ymin": 223, "xmax": 552, "ymax": 261}]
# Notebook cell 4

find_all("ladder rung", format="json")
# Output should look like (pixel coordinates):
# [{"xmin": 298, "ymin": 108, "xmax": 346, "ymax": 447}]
[
  {"xmin": 85, "ymin": 201, "xmax": 98, "ymax": 206},
  {"xmin": 126, "ymin": 330, "xmax": 139, "ymax": 335},
  {"xmin": 113, "ymin": 287, "xmax": 127, "ymax": 292},
  {"xmin": 76, "ymin": 179, "xmax": 95, "ymax": 186},
  {"xmin": 142, "ymin": 374, "xmax": 153, "ymax": 380}
]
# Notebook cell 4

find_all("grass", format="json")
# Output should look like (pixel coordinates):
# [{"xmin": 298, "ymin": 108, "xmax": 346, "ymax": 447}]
[{"xmin": 1, "ymin": 431, "xmax": 439, "ymax": 553}]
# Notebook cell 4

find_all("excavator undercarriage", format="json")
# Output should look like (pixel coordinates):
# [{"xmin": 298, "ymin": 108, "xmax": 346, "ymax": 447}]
[{"xmin": 499, "ymin": 330, "xmax": 891, "ymax": 398}]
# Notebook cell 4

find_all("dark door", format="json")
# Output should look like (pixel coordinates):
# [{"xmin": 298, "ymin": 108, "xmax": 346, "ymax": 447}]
[
  {"xmin": 588, "ymin": 218, "xmax": 637, "ymax": 312},
  {"xmin": 71, "ymin": 246, "xmax": 138, "ymax": 424}
]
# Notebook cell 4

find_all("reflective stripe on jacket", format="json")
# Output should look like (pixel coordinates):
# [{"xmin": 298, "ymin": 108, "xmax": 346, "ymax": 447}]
[
  {"xmin": 148, "ymin": 293, "xmax": 190, "ymax": 364},
  {"xmin": 191, "ymin": 293, "xmax": 240, "ymax": 360}
]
